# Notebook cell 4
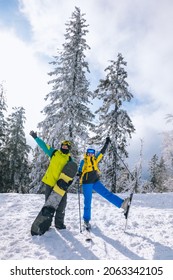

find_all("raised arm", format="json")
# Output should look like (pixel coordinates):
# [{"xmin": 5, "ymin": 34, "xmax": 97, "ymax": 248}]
[
  {"xmin": 30, "ymin": 131, "xmax": 55, "ymax": 157},
  {"xmin": 100, "ymin": 136, "xmax": 111, "ymax": 154}
]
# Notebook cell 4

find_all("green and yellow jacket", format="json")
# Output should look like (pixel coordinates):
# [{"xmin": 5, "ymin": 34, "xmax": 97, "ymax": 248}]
[{"xmin": 35, "ymin": 137, "xmax": 71, "ymax": 187}]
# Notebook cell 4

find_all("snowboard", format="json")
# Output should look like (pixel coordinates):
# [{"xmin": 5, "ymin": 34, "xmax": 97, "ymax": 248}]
[{"xmin": 31, "ymin": 161, "xmax": 78, "ymax": 236}]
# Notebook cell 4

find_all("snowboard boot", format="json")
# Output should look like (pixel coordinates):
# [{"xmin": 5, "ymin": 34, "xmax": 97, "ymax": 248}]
[
  {"xmin": 55, "ymin": 223, "xmax": 66, "ymax": 230},
  {"xmin": 121, "ymin": 197, "xmax": 130, "ymax": 212}
]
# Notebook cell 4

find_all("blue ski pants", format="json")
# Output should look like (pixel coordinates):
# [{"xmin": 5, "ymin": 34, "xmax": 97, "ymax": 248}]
[{"xmin": 82, "ymin": 180, "xmax": 124, "ymax": 222}]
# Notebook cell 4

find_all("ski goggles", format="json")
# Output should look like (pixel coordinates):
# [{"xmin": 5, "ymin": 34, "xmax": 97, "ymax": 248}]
[
  {"xmin": 86, "ymin": 149, "xmax": 95, "ymax": 155},
  {"xmin": 61, "ymin": 140, "xmax": 71, "ymax": 146}
]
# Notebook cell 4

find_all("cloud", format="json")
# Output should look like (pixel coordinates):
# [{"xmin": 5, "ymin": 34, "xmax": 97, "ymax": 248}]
[
  {"xmin": 19, "ymin": 0, "xmax": 75, "ymax": 55},
  {"xmin": 0, "ymin": 28, "xmax": 50, "ymax": 133}
]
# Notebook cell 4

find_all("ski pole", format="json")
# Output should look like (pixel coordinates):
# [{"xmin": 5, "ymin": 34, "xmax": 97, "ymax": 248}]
[
  {"xmin": 109, "ymin": 139, "xmax": 134, "ymax": 180},
  {"xmin": 109, "ymin": 138, "xmax": 138, "ymax": 231},
  {"xmin": 110, "ymin": 139, "xmax": 138, "ymax": 194},
  {"xmin": 77, "ymin": 177, "xmax": 82, "ymax": 233}
]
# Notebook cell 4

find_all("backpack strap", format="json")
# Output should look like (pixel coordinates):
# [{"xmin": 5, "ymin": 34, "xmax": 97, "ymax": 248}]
[{"xmin": 50, "ymin": 149, "xmax": 58, "ymax": 158}]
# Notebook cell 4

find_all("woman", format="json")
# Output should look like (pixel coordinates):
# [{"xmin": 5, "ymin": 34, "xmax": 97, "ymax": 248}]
[{"xmin": 78, "ymin": 137, "xmax": 130, "ymax": 228}]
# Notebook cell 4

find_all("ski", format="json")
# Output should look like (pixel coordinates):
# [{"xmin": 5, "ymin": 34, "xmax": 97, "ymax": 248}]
[
  {"xmin": 85, "ymin": 227, "xmax": 92, "ymax": 242},
  {"xmin": 83, "ymin": 223, "xmax": 92, "ymax": 242},
  {"xmin": 124, "ymin": 192, "xmax": 134, "ymax": 232}
]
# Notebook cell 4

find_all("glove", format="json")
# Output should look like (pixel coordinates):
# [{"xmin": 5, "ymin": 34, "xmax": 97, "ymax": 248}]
[
  {"xmin": 30, "ymin": 130, "xmax": 37, "ymax": 139},
  {"xmin": 105, "ymin": 136, "xmax": 111, "ymax": 144}
]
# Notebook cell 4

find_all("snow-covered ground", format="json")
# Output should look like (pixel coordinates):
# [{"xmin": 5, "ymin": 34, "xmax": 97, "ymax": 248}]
[{"xmin": 0, "ymin": 192, "xmax": 173, "ymax": 260}]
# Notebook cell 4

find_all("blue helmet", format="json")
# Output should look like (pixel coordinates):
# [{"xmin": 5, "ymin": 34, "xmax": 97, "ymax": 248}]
[{"xmin": 86, "ymin": 148, "xmax": 95, "ymax": 155}]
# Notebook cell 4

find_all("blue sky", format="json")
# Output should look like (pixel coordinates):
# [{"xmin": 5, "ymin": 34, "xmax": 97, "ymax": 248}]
[
  {"xmin": 0, "ymin": 0, "xmax": 31, "ymax": 40},
  {"xmin": 0, "ymin": 0, "xmax": 173, "ymax": 175}
]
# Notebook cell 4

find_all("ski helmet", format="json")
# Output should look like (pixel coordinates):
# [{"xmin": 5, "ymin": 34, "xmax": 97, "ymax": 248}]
[
  {"xmin": 61, "ymin": 140, "xmax": 71, "ymax": 154},
  {"xmin": 86, "ymin": 148, "xmax": 95, "ymax": 155}
]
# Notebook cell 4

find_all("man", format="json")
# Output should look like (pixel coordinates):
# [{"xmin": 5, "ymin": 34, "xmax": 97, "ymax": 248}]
[
  {"xmin": 30, "ymin": 131, "xmax": 72, "ymax": 231},
  {"xmin": 78, "ymin": 136, "xmax": 130, "ymax": 229}
]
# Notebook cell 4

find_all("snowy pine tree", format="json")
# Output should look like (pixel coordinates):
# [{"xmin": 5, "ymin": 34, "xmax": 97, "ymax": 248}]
[
  {"xmin": 148, "ymin": 154, "xmax": 168, "ymax": 193},
  {"xmin": 0, "ymin": 83, "xmax": 7, "ymax": 146},
  {"xmin": 162, "ymin": 131, "xmax": 173, "ymax": 175},
  {"xmin": 39, "ymin": 6, "xmax": 94, "ymax": 149},
  {"xmin": 29, "ymin": 145, "xmax": 49, "ymax": 194},
  {"xmin": 0, "ymin": 83, "xmax": 9, "ymax": 192},
  {"xmin": 5, "ymin": 107, "xmax": 31, "ymax": 193},
  {"xmin": 94, "ymin": 53, "xmax": 135, "ymax": 192},
  {"xmin": 161, "ymin": 115, "xmax": 173, "ymax": 191},
  {"xmin": 132, "ymin": 139, "xmax": 144, "ymax": 193},
  {"xmin": 30, "ymin": 7, "xmax": 94, "ymax": 192},
  {"xmin": 39, "ymin": 7, "xmax": 94, "ymax": 144}
]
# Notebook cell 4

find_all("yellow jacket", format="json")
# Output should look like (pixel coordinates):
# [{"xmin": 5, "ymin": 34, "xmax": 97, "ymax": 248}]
[
  {"xmin": 42, "ymin": 150, "xmax": 71, "ymax": 187},
  {"xmin": 35, "ymin": 137, "xmax": 71, "ymax": 187},
  {"xmin": 79, "ymin": 152, "xmax": 103, "ymax": 184}
]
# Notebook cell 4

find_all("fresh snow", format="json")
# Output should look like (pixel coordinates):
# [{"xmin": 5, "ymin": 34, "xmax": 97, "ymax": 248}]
[{"xmin": 0, "ymin": 192, "xmax": 173, "ymax": 260}]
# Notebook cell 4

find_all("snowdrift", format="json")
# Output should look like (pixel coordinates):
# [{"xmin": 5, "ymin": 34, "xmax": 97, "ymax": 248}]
[{"xmin": 0, "ymin": 192, "xmax": 173, "ymax": 260}]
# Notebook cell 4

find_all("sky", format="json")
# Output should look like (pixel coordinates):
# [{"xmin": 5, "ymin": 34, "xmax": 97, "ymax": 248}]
[{"xmin": 0, "ymin": 0, "xmax": 173, "ymax": 174}]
